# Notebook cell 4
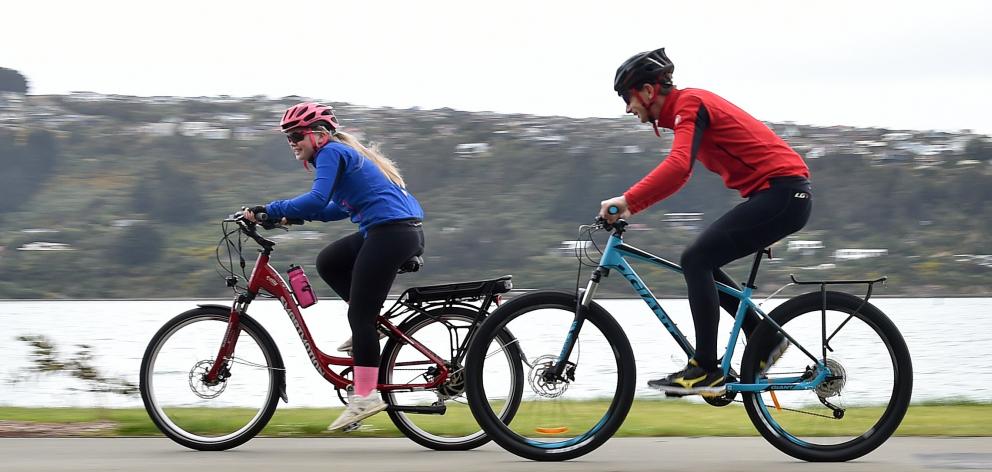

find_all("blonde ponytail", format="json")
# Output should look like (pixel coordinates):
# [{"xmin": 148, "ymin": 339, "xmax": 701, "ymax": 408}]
[{"xmin": 331, "ymin": 130, "xmax": 406, "ymax": 188}]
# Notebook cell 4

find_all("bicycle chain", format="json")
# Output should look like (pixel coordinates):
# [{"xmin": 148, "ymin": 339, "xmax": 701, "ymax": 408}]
[{"xmin": 723, "ymin": 398, "xmax": 839, "ymax": 420}]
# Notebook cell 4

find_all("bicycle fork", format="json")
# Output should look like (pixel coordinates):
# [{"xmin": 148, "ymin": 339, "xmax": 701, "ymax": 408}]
[
  {"xmin": 548, "ymin": 268, "xmax": 603, "ymax": 381},
  {"xmin": 204, "ymin": 304, "xmax": 243, "ymax": 385}
]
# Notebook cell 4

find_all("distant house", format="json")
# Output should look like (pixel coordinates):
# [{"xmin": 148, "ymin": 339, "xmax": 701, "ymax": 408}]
[
  {"xmin": 805, "ymin": 147, "xmax": 826, "ymax": 159},
  {"xmin": 881, "ymin": 132, "xmax": 913, "ymax": 141},
  {"xmin": 455, "ymin": 143, "xmax": 490, "ymax": 157},
  {"xmin": 17, "ymin": 242, "xmax": 74, "ymax": 251},
  {"xmin": 66, "ymin": 91, "xmax": 109, "ymax": 103},
  {"xmin": 615, "ymin": 145, "xmax": 642, "ymax": 154},
  {"xmin": 216, "ymin": 113, "xmax": 253, "ymax": 123},
  {"xmin": 139, "ymin": 122, "xmax": 178, "ymax": 137},
  {"xmin": 788, "ymin": 240, "xmax": 824, "ymax": 256},
  {"xmin": 834, "ymin": 249, "xmax": 888, "ymax": 260},
  {"xmin": 178, "ymin": 122, "xmax": 232, "ymax": 139},
  {"xmin": 111, "ymin": 219, "xmax": 146, "ymax": 228},
  {"xmin": 663, "ymin": 212, "xmax": 703, "ymax": 231},
  {"xmin": 529, "ymin": 135, "xmax": 567, "ymax": 145}
]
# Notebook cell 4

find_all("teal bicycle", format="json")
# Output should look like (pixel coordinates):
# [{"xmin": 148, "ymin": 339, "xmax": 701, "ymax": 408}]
[{"xmin": 464, "ymin": 216, "xmax": 913, "ymax": 462}]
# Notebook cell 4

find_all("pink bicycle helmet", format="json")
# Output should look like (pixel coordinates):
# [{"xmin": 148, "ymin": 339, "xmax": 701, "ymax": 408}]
[{"xmin": 280, "ymin": 102, "xmax": 340, "ymax": 132}]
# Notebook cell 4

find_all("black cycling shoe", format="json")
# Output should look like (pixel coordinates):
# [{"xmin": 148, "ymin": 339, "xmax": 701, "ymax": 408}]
[
  {"xmin": 758, "ymin": 332, "xmax": 790, "ymax": 377},
  {"xmin": 648, "ymin": 359, "xmax": 726, "ymax": 397}
]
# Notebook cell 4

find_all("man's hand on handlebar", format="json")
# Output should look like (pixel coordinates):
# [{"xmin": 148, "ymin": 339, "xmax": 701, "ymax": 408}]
[{"xmin": 598, "ymin": 196, "xmax": 631, "ymax": 224}]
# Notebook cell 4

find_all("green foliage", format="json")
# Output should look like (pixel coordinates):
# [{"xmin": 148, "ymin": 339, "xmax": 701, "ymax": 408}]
[
  {"xmin": 0, "ymin": 67, "xmax": 28, "ymax": 93},
  {"xmin": 108, "ymin": 224, "xmax": 165, "ymax": 267},
  {"xmin": 0, "ymin": 130, "xmax": 58, "ymax": 212},
  {"xmin": 0, "ymin": 96, "xmax": 988, "ymax": 298},
  {"xmin": 13, "ymin": 335, "xmax": 138, "ymax": 396}
]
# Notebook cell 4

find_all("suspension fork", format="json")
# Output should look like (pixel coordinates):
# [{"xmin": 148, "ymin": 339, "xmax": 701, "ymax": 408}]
[
  {"xmin": 205, "ymin": 295, "xmax": 248, "ymax": 383},
  {"xmin": 551, "ymin": 267, "xmax": 604, "ymax": 378}
]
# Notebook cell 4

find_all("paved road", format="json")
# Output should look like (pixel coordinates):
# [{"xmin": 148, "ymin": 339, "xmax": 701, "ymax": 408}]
[{"xmin": 1, "ymin": 437, "xmax": 989, "ymax": 471}]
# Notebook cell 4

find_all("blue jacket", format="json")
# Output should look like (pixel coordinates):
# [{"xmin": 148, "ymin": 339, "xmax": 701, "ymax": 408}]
[{"xmin": 264, "ymin": 142, "xmax": 424, "ymax": 235}]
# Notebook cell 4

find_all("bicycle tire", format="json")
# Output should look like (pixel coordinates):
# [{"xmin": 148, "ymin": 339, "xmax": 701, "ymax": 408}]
[
  {"xmin": 140, "ymin": 306, "xmax": 284, "ymax": 451},
  {"xmin": 380, "ymin": 306, "xmax": 524, "ymax": 450},
  {"xmin": 741, "ymin": 291, "xmax": 913, "ymax": 461},
  {"xmin": 464, "ymin": 290, "xmax": 636, "ymax": 461}
]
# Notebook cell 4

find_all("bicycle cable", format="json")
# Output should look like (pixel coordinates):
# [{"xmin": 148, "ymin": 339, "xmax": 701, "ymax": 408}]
[{"xmin": 215, "ymin": 220, "xmax": 255, "ymax": 294}]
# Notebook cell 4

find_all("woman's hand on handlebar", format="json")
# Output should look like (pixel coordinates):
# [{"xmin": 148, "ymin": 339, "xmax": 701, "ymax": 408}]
[
  {"xmin": 598, "ymin": 196, "xmax": 631, "ymax": 224},
  {"xmin": 240, "ymin": 206, "xmax": 288, "ymax": 226}
]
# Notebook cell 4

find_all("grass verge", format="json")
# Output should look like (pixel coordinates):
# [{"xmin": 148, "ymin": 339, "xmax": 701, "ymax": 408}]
[{"xmin": 1, "ymin": 401, "xmax": 989, "ymax": 437}]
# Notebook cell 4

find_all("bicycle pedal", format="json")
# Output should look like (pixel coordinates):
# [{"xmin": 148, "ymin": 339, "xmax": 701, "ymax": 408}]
[{"xmin": 342, "ymin": 421, "xmax": 363, "ymax": 433}]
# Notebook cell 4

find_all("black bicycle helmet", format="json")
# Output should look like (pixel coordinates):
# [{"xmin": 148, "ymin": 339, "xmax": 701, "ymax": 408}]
[{"xmin": 614, "ymin": 47, "xmax": 675, "ymax": 97}]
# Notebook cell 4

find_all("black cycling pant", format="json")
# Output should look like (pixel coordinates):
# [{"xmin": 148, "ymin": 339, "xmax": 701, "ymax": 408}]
[
  {"xmin": 681, "ymin": 177, "xmax": 812, "ymax": 371},
  {"xmin": 315, "ymin": 221, "xmax": 425, "ymax": 367}
]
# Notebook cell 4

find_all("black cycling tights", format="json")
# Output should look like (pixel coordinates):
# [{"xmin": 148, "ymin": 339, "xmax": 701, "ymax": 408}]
[
  {"xmin": 681, "ymin": 177, "xmax": 812, "ymax": 371},
  {"xmin": 315, "ymin": 222, "xmax": 425, "ymax": 367}
]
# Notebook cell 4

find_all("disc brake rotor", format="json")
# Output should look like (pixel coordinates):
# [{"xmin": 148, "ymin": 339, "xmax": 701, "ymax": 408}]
[
  {"xmin": 528, "ymin": 355, "xmax": 571, "ymax": 398},
  {"xmin": 189, "ymin": 360, "xmax": 228, "ymax": 399}
]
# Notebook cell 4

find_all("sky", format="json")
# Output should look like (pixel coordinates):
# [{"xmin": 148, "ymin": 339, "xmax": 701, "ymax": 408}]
[{"xmin": 2, "ymin": 0, "xmax": 991, "ymax": 134}]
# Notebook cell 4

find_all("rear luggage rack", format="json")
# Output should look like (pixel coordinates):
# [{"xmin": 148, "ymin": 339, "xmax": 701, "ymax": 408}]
[{"xmin": 403, "ymin": 275, "xmax": 513, "ymax": 304}]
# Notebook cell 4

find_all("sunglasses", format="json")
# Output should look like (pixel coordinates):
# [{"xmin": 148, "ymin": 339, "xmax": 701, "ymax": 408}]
[
  {"xmin": 621, "ymin": 89, "xmax": 633, "ymax": 105},
  {"xmin": 286, "ymin": 130, "xmax": 313, "ymax": 144}
]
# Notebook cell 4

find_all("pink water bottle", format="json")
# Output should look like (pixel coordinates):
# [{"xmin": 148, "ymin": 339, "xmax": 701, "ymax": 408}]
[{"xmin": 287, "ymin": 265, "xmax": 318, "ymax": 308}]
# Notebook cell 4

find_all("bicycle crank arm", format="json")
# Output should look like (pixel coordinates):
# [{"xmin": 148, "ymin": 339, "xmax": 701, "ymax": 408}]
[{"xmin": 387, "ymin": 404, "xmax": 447, "ymax": 415}]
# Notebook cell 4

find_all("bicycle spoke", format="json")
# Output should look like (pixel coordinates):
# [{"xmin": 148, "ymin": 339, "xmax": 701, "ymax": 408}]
[{"xmin": 743, "ymin": 292, "xmax": 912, "ymax": 462}]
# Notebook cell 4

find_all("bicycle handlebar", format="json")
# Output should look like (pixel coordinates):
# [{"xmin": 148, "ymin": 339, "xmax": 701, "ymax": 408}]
[
  {"xmin": 226, "ymin": 210, "xmax": 305, "ymax": 230},
  {"xmin": 595, "ymin": 216, "xmax": 628, "ymax": 233},
  {"xmin": 223, "ymin": 210, "xmax": 306, "ymax": 252}
]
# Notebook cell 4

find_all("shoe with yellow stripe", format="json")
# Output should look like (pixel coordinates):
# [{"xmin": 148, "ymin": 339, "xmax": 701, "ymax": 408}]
[{"xmin": 647, "ymin": 359, "xmax": 726, "ymax": 397}]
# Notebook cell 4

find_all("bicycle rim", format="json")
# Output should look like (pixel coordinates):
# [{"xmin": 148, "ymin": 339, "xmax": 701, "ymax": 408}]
[
  {"xmin": 743, "ymin": 292, "xmax": 912, "ymax": 461},
  {"xmin": 142, "ymin": 311, "xmax": 279, "ymax": 447},
  {"xmin": 382, "ymin": 310, "xmax": 521, "ymax": 449},
  {"xmin": 467, "ymin": 291, "xmax": 635, "ymax": 461}
]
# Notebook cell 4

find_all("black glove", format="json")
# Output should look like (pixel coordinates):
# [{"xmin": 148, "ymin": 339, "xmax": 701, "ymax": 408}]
[{"xmin": 248, "ymin": 205, "xmax": 268, "ymax": 221}]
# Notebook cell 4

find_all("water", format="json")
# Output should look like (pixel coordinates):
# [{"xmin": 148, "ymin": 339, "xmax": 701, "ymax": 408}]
[{"xmin": 0, "ymin": 298, "xmax": 989, "ymax": 408}]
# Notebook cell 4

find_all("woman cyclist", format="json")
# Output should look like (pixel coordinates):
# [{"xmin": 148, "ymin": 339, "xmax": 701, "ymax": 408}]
[
  {"xmin": 599, "ymin": 48, "xmax": 812, "ymax": 397},
  {"xmin": 245, "ymin": 102, "xmax": 425, "ymax": 428}
]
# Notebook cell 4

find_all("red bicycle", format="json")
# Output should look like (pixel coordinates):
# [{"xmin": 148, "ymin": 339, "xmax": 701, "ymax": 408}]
[{"xmin": 139, "ymin": 213, "xmax": 523, "ymax": 451}]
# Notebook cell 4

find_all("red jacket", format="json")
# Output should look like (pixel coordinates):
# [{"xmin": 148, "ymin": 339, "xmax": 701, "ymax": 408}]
[{"xmin": 624, "ymin": 87, "xmax": 809, "ymax": 214}]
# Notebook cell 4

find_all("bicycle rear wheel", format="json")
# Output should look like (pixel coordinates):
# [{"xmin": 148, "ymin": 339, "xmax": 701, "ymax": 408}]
[
  {"xmin": 741, "ymin": 291, "xmax": 913, "ymax": 461},
  {"xmin": 380, "ymin": 306, "xmax": 524, "ymax": 450},
  {"xmin": 465, "ymin": 290, "xmax": 636, "ymax": 461},
  {"xmin": 140, "ymin": 306, "xmax": 284, "ymax": 451}
]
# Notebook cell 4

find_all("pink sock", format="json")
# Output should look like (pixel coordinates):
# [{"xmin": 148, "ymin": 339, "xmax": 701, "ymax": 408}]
[{"xmin": 353, "ymin": 366, "xmax": 378, "ymax": 397}]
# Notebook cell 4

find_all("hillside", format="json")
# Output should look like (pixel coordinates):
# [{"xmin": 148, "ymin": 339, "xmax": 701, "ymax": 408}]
[{"xmin": 0, "ymin": 92, "xmax": 989, "ymax": 298}]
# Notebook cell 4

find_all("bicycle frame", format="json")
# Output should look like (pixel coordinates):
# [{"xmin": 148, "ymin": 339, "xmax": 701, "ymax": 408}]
[
  {"xmin": 205, "ymin": 249, "xmax": 451, "ymax": 393},
  {"xmin": 561, "ymin": 229, "xmax": 829, "ymax": 394}
]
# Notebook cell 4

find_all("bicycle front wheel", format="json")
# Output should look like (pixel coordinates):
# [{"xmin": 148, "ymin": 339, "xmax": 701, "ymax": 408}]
[
  {"xmin": 380, "ymin": 306, "xmax": 524, "ymax": 451},
  {"xmin": 139, "ymin": 306, "xmax": 284, "ymax": 451},
  {"xmin": 465, "ymin": 290, "xmax": 636, "ymax": 461},
  {"xmin": 741, "ymin": 291, "xmax": 913, "ymax": 462}
]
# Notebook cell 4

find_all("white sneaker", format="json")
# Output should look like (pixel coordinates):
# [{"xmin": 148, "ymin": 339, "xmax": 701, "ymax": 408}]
[
  {"xmin": 336, "ymin": 331, "xmax": 388, "ymax": 353},
  {"xmin": 327, "ymin": 391, "xmax": 387, "ymax": 431}
]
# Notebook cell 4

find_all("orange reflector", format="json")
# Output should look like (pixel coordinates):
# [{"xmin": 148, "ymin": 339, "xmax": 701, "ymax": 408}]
[
  {"xmin": 770, "ymin": 391, "xmax": 782, "ymax": 411},
  {"xmin": 535, "ymin": 426, "xmax": 569, "ymax": 434}
]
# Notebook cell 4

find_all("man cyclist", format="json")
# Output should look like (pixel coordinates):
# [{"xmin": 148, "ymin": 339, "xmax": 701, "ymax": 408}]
[{"xmin": 599, "ymin": 47, "xmax": 812, "ymax": 396}]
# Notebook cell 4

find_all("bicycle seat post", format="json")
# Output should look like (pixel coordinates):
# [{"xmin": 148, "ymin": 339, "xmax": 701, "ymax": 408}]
[{"xmin": 744, "ymin": 248, "xmax": 771, "ymax": 289}]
